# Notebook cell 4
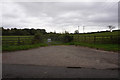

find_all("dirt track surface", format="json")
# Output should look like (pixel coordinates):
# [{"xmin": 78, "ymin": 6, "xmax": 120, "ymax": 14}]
[{"xmin": 2, "ymin": 45, "xmax": 118, "ymax": 69}]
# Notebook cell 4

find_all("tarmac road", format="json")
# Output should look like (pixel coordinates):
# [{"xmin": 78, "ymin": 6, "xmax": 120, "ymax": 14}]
[{"xmin": 2, "ymin": 64, "xmax": 119, "ymax": 78}]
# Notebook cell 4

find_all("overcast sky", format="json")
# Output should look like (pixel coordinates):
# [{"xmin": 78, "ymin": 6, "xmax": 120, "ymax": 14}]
[{"xmin": 1, "ymin": 2, "xmax": 118, "ymax": 33}]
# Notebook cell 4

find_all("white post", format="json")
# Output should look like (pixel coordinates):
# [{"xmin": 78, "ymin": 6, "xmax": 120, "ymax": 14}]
[{"xmin": 83, "ymin": 26, "xmax": 85, "ymax": 33}]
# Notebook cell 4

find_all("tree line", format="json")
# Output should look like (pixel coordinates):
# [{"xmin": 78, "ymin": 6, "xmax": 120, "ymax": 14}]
[
  {"xmin": 1, "ymin": 25, "xmax": 119, "ymax": 36},
  {"xmin": 2, "ymin": 27, "xmax": 47, "ymax": 35}
]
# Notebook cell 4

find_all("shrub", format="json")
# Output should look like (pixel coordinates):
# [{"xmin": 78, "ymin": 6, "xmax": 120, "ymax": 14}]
[
  {"xmin": 59, "ymin": 34, "xmax": 73, "ymax": 43},
  {"xmin": 32, "ymin": 33, "xmax": 44, "ymax": 44}
]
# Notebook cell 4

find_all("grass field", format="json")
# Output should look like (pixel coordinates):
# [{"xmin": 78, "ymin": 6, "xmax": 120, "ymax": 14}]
[
  {"xmin": 73, "ymin": 30, "xmax": 119, "ymax": 36},
  {"xmin": 2, "ymin": 30, "xmax": 120, "ymax": 52},
  {"xmin": 1, "ymin": 35, "xmax": 48, "ymax": 51},
  {"xmin": 73, "ymin": 30, "xmax": 120, "ymax": 44},
  {"xmin": 2, "ymin": 43, "xmax": 48, "ymax": 52},
  {"xmin": 64, "ymin": 42, "xmax": 119, "ymax": 52},
  {"xmin": 2, "ymin": 36, "xmax": 34, "ymax": 45}
]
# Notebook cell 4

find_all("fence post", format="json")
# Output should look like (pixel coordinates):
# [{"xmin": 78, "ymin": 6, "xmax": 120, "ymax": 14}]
[
  {"xmin": 77, "ymin": 34, "xmax": 79, "ymax": 42},
  {"xmin": 84, "ymin": 36, "xmax": 86, "ymax": 42},
  {"xmin": 94, "ymin": 36, "xmax": 96, "ymax": 43},
  {"xmin": 87, "ymin": 35, "xmax": 90, "ymax": 43},
  {"xmin": 118, "ymin": 35, "xmax": 120, "ymax": 44},
  {"xmin": 18, "ymin": 37, "xmax": 20, "ymax": 45},
  {"xmin": 101, "ymin": 36, "xmax": 103, "ymax": 44},
  {"xmin": 79, "ymin": 36, "xmax": 81, "ymax": 42},
  {"xmin": 110, "ymin": 35, "xmax": 113, "ymax": 44}
]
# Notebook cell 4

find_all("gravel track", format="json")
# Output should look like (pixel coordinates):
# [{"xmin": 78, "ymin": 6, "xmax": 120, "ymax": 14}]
[{"xmin": 2, "ymin": 45, "xmax": 118, "ymax": 69}]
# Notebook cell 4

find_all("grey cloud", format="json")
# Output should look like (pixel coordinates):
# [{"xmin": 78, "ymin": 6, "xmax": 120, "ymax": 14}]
[{"xmin": 2, "ymin": 2, "xmax": 118, "ymax": 33}]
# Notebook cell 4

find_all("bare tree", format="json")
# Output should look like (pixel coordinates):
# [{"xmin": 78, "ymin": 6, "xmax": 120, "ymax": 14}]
[{"xmin": 108, "ymin": 25, "xmax": 115, "ymax": 32}]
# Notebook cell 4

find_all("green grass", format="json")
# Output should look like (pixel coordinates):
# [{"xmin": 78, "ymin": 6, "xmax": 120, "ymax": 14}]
[
  {"xmin": 71, "ymin": 30, "xmax": 119, "ymax": 52},
  {"xmin": 1, "ymin": 36, "xmax": 33, "ymax": 37},
  {"xmin": 2, "ymin": 30, "xmax": 120, "ymax": 52},
  {"xmin": 2, "ymin": 36, "xmax": 34, "ymax": 45},
  {"xmin": 73, "ymin": 30, "xmax": 119, "ymax": 36},
  {"xmin": 2, "ymin": 43, "xmax": 48, "ymax": 52},
  {"xmin": 2, "ymin": 40, "xmax": 119, "ymax": 52},
  {"xmin": 64, "ymin": 42, "xmax": 119, "ymax": 52},
  {"xmin": 73, "ymin": 30, "xmax": 120, "ymax": 44}
]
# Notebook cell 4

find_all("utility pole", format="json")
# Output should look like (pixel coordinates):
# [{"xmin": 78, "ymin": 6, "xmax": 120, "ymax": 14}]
[
  {"xmin": 83, "ymin": 26, "xmax": 85, "ymax": 33},
  {"xmin": 78, "ymin": 26, "xmax": 79, "ymax": 33}
]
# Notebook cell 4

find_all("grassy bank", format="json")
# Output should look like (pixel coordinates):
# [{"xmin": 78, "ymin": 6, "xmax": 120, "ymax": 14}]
[
  {"xmin": 64, "ymin": 42, "xmax": 119, "ymax": 52},
  {"xmin": 2, "ymin": 41, "xmax": 119, "ymax": 52},
  {"xmin": 2, "ymin": 41, "xmax": 61, "ymax": 52},
  {"xmin": 2, "ymin": 43, "xmax": 48, "ymax": 52}
]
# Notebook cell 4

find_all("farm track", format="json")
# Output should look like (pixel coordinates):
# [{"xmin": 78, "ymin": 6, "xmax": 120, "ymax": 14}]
[{"xmin": 2, "ymin": 45, "xmax": 118, "ymax": 69}]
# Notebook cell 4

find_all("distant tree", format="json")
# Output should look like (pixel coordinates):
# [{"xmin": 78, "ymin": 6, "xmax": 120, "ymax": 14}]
[
  {"xmin": 108, "ymin": 25, "xmax": 115, "ymax": 32},
  {"xmin": 32, "ymin": 33, "xmax": 44, "ymax": 44},
  {"xmin": 49, "ymin": 32, "xmax": 53, "ymax": 34},
  {"xmin": 22, "ymin": 30, "xmax": 30, "ymax": 35},
  {"xmin": 74, "ymin": 30, "xmax": 79, "ymax": 34},
  {"xmin": 2, "ymin": 27, "xmax": 47, "ymax": 35},
  {"xmin": 29, "ymin": 28, "xmax": 36, "ymax": 35},
  {"xmin": 64, "ymin": 31, "xmax": 69, "ymax": 34},
  {"xmin": 54, "ymin": 30, "xmax": 56, "ymax": 34},
  {"xmin": 60, "ymin": 34, "xmax": 73, "ymax": 43}
]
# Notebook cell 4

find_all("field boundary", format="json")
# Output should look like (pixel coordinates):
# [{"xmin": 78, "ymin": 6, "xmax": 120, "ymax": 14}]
[{"xmin": 73, "ymin": 35, "xmax": 119, "ymax": 44}]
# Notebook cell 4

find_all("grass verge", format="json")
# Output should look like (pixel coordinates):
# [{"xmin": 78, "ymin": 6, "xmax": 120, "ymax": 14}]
[
  {"xmin": 2, "ymin": 41, "xmax": 119, "ymax": 52},
  {"xmin": 64, "ymin": 42, "xmax": 119, "ymax": 52},
  {"xmin": 2, "ymin": 43, "xmax": 48, "ymax": 52}
]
